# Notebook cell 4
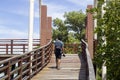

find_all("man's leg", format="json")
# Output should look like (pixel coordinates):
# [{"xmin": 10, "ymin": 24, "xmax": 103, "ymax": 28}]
[
  {"xmin": 56, "ymin": 57, "xmax": 58, "ymax": 68},
  {"xmin": 55, "ymin": 48, "xmax": 61, "ymax": 70},
  {"xmin": 55, "ymin": 51, "xmax": 58, "ymax": 68},
  {"xmin": 57, "ymin": 59, "xmax": 61, "ymax": 70}
]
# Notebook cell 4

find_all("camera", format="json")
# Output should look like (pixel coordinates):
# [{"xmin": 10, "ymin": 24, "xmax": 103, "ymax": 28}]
[{"xmin": 62, "ymin": 54, "xmax": 66, "ymax": 57}]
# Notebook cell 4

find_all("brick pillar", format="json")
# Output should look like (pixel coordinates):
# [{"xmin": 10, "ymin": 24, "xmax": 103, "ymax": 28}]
[
  {"xmin": 85, "ymin": 17, "xmax": 88, "ymax": 40},
  {"xmin": 46, "ymin": 17, "xmax": 52, "ymax": 43},
  {"xmin": 86, "ymin": 5, "xmax": 94, "ymax": 59},
  {"xmin": 40, "ymin": 5, "xmax": 47, "ymax": 46}
]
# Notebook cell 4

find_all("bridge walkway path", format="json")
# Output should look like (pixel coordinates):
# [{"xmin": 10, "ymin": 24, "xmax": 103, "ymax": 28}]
[{"xmin": 31, "ymin": 54, "xmax": 86, "ymax": 80}]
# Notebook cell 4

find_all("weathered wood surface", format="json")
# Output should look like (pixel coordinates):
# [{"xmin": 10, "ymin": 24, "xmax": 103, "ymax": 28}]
[
  {"xmin": 31, "ymin": 54, "xmax": 87, "ymax": 80},
  {"xmin": 0, "ymin": 54, "xmax": 16, "ymax": 60}
]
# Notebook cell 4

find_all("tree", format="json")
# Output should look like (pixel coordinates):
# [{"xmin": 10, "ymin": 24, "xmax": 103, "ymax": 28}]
[
  {"xmin": 52, "ymin": 18, "xmax": 68, "ymax": 42},
  {"xmin": 93, "ymin": 0, "xmax": 120, "ymax": 79},
  {"xmin": 52, "ymin": 10, "xmax": 86, "ymax": 43},
  {"xmin": 64, "ymin": 11, "xmax": 86, "ymax": 40}
]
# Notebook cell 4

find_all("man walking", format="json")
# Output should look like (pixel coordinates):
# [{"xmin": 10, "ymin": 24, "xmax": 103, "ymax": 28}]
[{"xmin": 54, "ymin": 36, "xmax": 65, "ymax": 70}]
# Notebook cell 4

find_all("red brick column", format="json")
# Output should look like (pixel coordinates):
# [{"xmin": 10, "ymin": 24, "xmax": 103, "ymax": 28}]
[
  {"xmin": 85, "ymin": 18, "xmax": 88, "ymax": 40},
  {"xmin": 86, "ymin": 5, "xmax": 94, "ymax": 59},
  {"xmin": 40, "ymin": 5, "xmax": 47, "ymax": 46},
  {"xmin": 46, "ymin": 17, "xmax": 52, "ymax": 43}
]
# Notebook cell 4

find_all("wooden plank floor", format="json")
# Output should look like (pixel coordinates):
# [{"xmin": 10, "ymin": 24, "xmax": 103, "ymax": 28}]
[{"xmin": 31, "ymin": 54, "xmax": 86, "ymax": 80}]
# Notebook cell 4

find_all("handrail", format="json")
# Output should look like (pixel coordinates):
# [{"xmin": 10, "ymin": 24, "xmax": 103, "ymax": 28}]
[
  {"xmin": 0, "ymin": 40, "xmax": 53, "ymax": 80},
  {"xmin": 81, "ymin": 39, "xmax": 96, "ymax": 80}
]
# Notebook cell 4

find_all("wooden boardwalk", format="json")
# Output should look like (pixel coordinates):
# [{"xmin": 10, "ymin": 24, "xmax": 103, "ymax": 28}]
[{"xmin": 31, "ymin": 54, "xmax": 86, "ymax": 80}]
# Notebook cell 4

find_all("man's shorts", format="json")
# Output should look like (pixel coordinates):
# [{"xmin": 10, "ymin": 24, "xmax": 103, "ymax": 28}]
[{"xmin": 55, "ymin": 48, "xmax": 62, "ymax": 59}]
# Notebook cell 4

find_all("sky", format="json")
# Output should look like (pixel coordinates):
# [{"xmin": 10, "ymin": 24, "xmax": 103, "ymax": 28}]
[{"xmin": 0, "ymin": 0, "xmax": 93, "ymax": 39}]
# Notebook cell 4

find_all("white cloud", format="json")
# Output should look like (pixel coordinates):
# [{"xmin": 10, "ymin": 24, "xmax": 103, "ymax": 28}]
[
  {"xmin": 0, "ymin": 26, "xmax": 26, "ymax": 39},
  {"xmin": 46, "ymin": 3, "xmax": 66, "ymax": 19},
  {"xmin": 33, "ymin": 1, "xmax": 66, "ymax": 20},
  {"xmin": 0, "ymin": 26, "xmax": 39, "ymax": 39},
  {"xmin": 13, "ymin": 9, "xmax": 29, "ymax": 17},
  {"xmin": 33, "ymin": 32, "xmax": 39, "ymax": 39},
  {"xmin": 66, "ymin": 0, "xmax": 93, "ymax": 6},
  {"xmin": 34, "ymin": 8, "xmax": 40, "ymax": 18},
  {"xmin": 13, "ymin": 0, "xmax": 93, "ymax": 20},
  {"xmin": 41, "ymin": 0, "xmax": 94, "ymax": 20},
  {"xmin": 0, "ymin": 18, "xmax": 23, "ymax": 27}
]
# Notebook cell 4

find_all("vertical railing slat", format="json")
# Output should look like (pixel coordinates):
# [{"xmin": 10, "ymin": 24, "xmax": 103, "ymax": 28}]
[
  {"xmin": 6, "ymin": 44, "xmax": 8, "ymax": 54},
  {"xmin": 41, "ymin": 48, "xmax": 45, "ymax": 67},
  {"xmin": 18, "ymin": 58, "xmax": 22, "ymax": 80},
  {"xmin": 11, "ymin": 40, "xmax": 13, "ymax": 54},
  {"xmin": 23, "ymin": 44, "xmax": 25, "ymax": 53},
  {"xmin": 7, "ymin": 61, "xmax": 11, "ymax": 80}
]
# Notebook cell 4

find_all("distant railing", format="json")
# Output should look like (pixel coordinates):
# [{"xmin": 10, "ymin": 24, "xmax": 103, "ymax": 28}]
[
  {"xmin": 0, "ymin": 39, "xmax": 40, "ymax": 54},
  {"xmin": 64, "ymin": 44, "xmax": 80, "ymax": 54},
  {"xmin": 0, "ymin": 40, "xmax": 53, "ymax": 80},
  {"xmin": 81, "ymin": 39, "xmax": 96, "ymax": 80},
  {"xmin": 0, "ymin": 39, "xmax": 80, "ymax": 54}
]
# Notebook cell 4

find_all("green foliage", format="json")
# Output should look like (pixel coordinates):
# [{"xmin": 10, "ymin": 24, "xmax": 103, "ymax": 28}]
[
  {"xmin": 64, "ymin": 10, "xmax": 86, "ymax": 40},
  {"xmin": 67, "ymin": 32, "xmax": 79, "ymax": 44},
  {"xmin": 93, "ymin": 0, "xmax": 120, "ymax": 79},
  {"xmin": 52, "ymin": 18, "xmax": 68, "ymax": 42},
  {"xmin": 52, "ymin": 11, "xmax": 85, "ymax": 54},
  {"xmin": 52, "ymin": 10, "xmax": 86, "ymax": 43},
  {"xmin": 95, "ymin": 67, "xmax": 102, "ymax": 80}
]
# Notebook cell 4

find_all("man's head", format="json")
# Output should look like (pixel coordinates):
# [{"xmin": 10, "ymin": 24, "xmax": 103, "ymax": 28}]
[{"xmin": 58, "ymin": 36, "xmax": 62, "ymax": 40}]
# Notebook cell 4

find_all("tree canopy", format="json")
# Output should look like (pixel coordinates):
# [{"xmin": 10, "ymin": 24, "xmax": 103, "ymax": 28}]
[
  {"xmin": 52, "ymin": 10, "xmax": 86, "ymax": 43},
  {"xmin": 64, "ymin": 11, "xmax": 86, "ymax": 40},
  {"xmin": 53, "ymin": 18, "xmax": 68, "ymax": 42}
]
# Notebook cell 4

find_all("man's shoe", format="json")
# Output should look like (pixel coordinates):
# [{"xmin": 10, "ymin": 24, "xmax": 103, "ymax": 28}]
[{"xmin": 57, "ymin": 67, "xmax": 60, "ymax": 70}]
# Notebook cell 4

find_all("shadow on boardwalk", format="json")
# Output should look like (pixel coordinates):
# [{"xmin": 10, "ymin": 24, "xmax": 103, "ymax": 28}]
[{"xmin": 78, "ymin": 54, "xmax": 87, "ymax": 80}]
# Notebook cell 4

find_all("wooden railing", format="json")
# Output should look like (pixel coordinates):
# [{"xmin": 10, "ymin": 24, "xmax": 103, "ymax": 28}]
[
  {"xmin": 81, "ymin": 39, "xmax": 96, "ymax": 80},
  {"xmin": 64, "ymin": 44, "xmax": 80, "ymax": 54},
  {"xmin": 0, "ymin": 40, "xmax": 53, "ymax": 80},
  {"xmin": 0, "ymin": 39, "xmax": 80, "ymax": 55},
  {"xmin": 0, "ymin": 39, "xmax": 40, "ymax": 54}
]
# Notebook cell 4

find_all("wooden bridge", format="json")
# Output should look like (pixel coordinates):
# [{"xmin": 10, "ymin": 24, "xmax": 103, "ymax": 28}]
[
  {"xmin": 0, "ymin": 39, "xmax": 95, "ymax": 80},
  {"xmin": 31, "ymin": 54, "xmax": 85, "ymax": 80}
]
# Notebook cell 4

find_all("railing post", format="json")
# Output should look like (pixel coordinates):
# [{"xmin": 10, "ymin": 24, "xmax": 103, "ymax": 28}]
[
  {"xmin": 18, "ymin": 58, "xmax": 22, "ymax": 80},
  {"xmin": 47, "ymin": 45, "xmax": 50, "ymax": 62},
  {"xmin": 49, "ymin": 43, "xmax": 53, "ymax": 61},
  {"xmin": 11, "ymin": 64, "xmax": 15, "ymax": 80},
  {"xmin": 23, "ymin": 44, "xmax": 25, "ymax": 53},
  {"xmin": 5, "ymin": 61, "xmax": 10, "ymax": 80},
  {"xmin": 33, "ymin": 51, "xmax": 37, "ymax": 72},
  {"xmin": 11, "ymin": 40, "xmax": 13, "ymax": 54},
  {"xmin": 28, "ymin": 53, "xmax": 31, "ymax": 80},
  {"xmin": 6, "ymin": 44, "xmax": 8, "ymax": 54},
  {"xmin": 74, "ymin": 44, "xmax": 77, "ymax": 54},
  {"xmin": 41, "ymin": 48, "xmax": 45, "ymax": 67}
]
